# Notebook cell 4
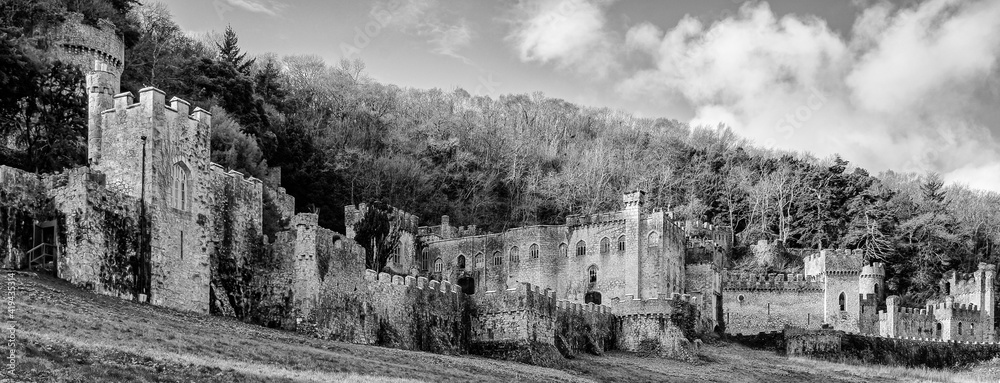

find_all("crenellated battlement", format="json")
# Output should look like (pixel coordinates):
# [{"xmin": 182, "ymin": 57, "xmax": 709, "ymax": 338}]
[
  {"xmin": 566, "ymin": 211, "xmax": 625, "ymax": 227},
  {"xmin": 102, "ymin": 89, "xmax": 212, "ymax": 131},
  {"xmin": 802, "ymin": 248, "xmax": 865, "ymax": 275},
  {"xmin": 209, "ymin": 162, "xmax": 263, "ymax": 189},
  {"xmin": 476, "ymin": 282, "xmax": 558, "ymax": 315},
  {"xmin": 610, "ymin": 292, "xmax": 697, "ymax": 316},
  {"xmin": 861, "ymin": 262, "xmax": 885, "ymax": 277},
  {"xmin": 363, "ymin": 269, "xmax": 460, "ymax": 295},
  {"xmin": 722, "ymin": 271, "xmax": 824, "ymax": 292}
]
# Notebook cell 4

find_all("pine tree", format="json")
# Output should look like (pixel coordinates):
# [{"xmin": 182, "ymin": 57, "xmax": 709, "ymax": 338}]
[{"xmin": 217, "ymin": 25, "xmax": 255, "ymax": 75}]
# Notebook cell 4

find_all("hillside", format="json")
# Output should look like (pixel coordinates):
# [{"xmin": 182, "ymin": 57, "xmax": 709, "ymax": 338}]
[
  {"xmin": 3, "ymin": 271, "xmax": 998, "ymax": 383},
  {"xmin": 2, "ymin": 1, "xmax": 999, "ymax": 310}
]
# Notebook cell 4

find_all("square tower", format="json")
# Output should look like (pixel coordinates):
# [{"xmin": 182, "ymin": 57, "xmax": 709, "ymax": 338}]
[{"xmin": 92, "ymin": 87, "xmax": 214, "ymax": 313}]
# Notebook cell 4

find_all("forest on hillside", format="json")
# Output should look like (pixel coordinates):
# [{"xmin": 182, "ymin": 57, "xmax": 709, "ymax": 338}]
[{"xmin": 1, "ymin": 0, "xmax": 999, "ymax": 306}]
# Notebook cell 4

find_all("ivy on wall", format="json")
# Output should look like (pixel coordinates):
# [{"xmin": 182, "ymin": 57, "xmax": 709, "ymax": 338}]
[
  {"xmin": 95, "ymin": 203, "xmax": 147, "ymax": 297},
  {"xmin": 210, "ymin": 177, "xmax": 291, "ymax": 325},
  {"xmin": 0, "ymin": 170, "xmax": 57, "ymax": 268}
]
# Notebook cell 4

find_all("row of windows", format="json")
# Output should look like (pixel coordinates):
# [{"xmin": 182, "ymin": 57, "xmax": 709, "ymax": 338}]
[{"xmin": 415, "ymin": 231, "xmax": 664, "ymax": 271}]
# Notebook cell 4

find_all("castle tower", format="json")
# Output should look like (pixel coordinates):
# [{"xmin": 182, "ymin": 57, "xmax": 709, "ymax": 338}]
[
  {"xmin": 291, "ymin": 213, "xmax": 320, "ymax": 318},
  {"xmin": 976, "ymin": 263, "xmax": 996, "ymax": 342},
  {"xmin": 623, "ymin": 191, "xmax": 645, "ymax": 298},
  {"xmin": 859, "ymin": 262, "xmax": 885, "ymax": 300},
  {"xmin": 49, "ymin": 13, "xmax": 124, "ymax": 165},
  {"xmin": 86, "ymin": 62, "xmax": 119, "ymax": 164}
]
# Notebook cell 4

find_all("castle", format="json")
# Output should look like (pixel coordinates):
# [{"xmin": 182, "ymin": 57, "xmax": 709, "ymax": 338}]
[
  {"xmin": 1, "ymin": 14, "xmax": 996, "ymax": 364},
  {"xmin": 725, "ymin": 244, "xmax": 997, "ymax": 342}
]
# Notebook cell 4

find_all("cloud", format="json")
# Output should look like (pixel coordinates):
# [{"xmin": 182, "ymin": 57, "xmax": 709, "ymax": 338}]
[
  {"xmin": 615, "ymin": 0, "xmax": 1000, "ymax": 192},
  {"xmin": 371, "ymin": 0, "xmax": 475, "ymax": 63},
  {"xmin": 505, "ymin": 0, "xmax": 620, "ymax": 78},
  {"xmin": 222, "ymin": 0, "xmax": 287, "ymax": 16}
]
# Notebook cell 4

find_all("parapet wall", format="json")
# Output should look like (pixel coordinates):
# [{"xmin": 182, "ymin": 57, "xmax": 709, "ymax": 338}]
[
  {"xmin": 723, "ymin": 271, "xmax": 823, "ymax": 292},
  {"xmin": 303, "ymin": 268, "xmax": 471, "ymax": 354},
  {"xmin": 803, "ymin": 249, "xmax": 864, "ymax": 275}
]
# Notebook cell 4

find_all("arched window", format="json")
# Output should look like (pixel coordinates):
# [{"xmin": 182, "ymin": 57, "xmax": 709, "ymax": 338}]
[
  {"xmin": 648, "ymin": 231, "xmax": 660, "ymax": 247},
  {"xmin": 738, "ymin": 294, "xmax": 746, "ymax": 305},
  {"xmin": 475, "ymin": 253, "xmax": 483, "ymax": 269},
  {"xmin": 838, "ymin": 292, "xmax": 846, "ymax": 311},
  {"xmin": 874, "ymin": 283, "xmax": 880, "ymax": 297},
  {"xmin": 529, "ymin": 244, "xmax": 539, "ymax": 259},
  {"xmin": 433, "ymin": 258, "xmax": 443, "ymax": 274},
  {"xmin": 936, "ymin": 322, "xmax": 942, "ymax": 336},
  {"xmin": 618, "ymin": 236, "xmax": 626, "ymax": 252},
  {"xmin": 457, "ymin": 255, "xmax": 466, "ymax": 269},
  {"xmin": 971, "ymin": 323, "xmax": 975, "ymax": 336},
  {"xmin": 509, "ymin": 246, "xmax": 519, "ymax": 263},
  {"xmin": 420, "ymin": 249, "xmax": 429, "ymax": 271},
  {"xmin": 958, "ymin": 322, "xmax": 963, "ymax": 335},
  {"xmin": 559, "ymin": 243, "xmax": 567, "ymax": 257},
  {"xmin": 585, "ymin": 291, "xmax": 602, "ymax": 305},
  {"xmin": 493, "ymin": 251, "xmax": 502, "ymax": 266},
  {"xmin": 600, "ymin": 237, "xmax": 610, "ymax": 254},
  {"xmin": 171, "ymin": 162, "xmax": 190, "ymax": 210},
  {"xmin": 944, "ymin": 282, "xmax": 951, "ymax": 295},
  {"xmin": 576, "ymin": 240, "xmax": 587, "ymax": 256},
  {"xmin": 588, "ymin": 265, "xmax": 598, "ymax": 283}
]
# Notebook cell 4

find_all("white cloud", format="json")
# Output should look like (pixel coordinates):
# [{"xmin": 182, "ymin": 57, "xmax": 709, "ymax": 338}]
[
  {"xmin": 615, "ymin": 0, "xmax": 1000, "ymax": 192},
  {"xmin": 505, "ymin": 0, "xmax": 619, "ymax": 78},
  {"xmin": 223, "ymin": 0, "xmax": 287, "ymax": 16},
  {"xmin": 370, "ymin": 0, "xmax": 475, "ymax": 63}
]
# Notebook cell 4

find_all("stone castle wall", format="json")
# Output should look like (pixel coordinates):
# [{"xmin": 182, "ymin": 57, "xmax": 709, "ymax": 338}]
[
  {"xmin": 723, "ymin": 271, "xmax": 825, "ymax": 334},
  {"xmin": 48, "ymin": 167, "xmax": 145, "ymax": 298}
]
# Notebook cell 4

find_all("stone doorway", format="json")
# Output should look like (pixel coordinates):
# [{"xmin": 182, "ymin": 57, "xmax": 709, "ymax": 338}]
[
  {"xmin": 28, "ymin": 219, "xmax": 58, "ymax": 274},
  {"xmin": 458, "ymin": 276, "xmax": 476, "ymax": 295}
]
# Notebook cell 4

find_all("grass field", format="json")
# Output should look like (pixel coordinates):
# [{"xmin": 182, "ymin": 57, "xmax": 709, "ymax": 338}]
[{"xmin": 4, "ymin": 271, "xmax": 1000, "ymax": 383}]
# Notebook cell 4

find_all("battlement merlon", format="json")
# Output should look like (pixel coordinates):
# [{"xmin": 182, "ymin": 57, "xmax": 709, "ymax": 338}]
[
  {"xmin": 103, "ymin": 88, "xmax": 211, "ymax": 130},
  {"xmin": 475, "ymin": 282, "xmax": 559, "ymax": 315},
  {"xmin": 861, "ymin": 262, "xmax": 886, "ymax": 277},
  {"xmin": 610, "ymin": 292, "xmax": 697, "ymax": 316}
]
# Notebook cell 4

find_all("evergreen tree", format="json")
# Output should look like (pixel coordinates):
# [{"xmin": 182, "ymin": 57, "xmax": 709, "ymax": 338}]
[{"xmin": 217, "ymin": 25, "xmax": 255, "ymax": 76}]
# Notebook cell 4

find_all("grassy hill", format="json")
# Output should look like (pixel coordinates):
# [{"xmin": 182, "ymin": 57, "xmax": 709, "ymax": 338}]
[{"xmin": 4, "ymin": 271, "xmax": 999, "ymax": 383}]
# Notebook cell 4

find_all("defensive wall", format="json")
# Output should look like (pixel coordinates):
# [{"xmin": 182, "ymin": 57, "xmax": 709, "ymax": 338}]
[
  {"xmin": 722, "ymin": 271, "xmax": 825, "ymax": 334},
  {"xmin": 0, "ymin": 165, "xmax": 52, "ymax": 270},
  {"xmin": 786, "ymin": 328, "xmax": 1000, "ymax": 369}
]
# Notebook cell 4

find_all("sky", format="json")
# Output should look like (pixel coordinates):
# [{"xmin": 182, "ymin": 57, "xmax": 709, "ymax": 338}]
[{"xmin": 160, "ymin": 0, "xmax": 1000, "ymax": 192}]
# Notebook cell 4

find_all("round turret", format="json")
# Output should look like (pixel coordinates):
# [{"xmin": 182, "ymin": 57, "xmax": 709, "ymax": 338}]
[
  {"xmin": 50, "ymin": 13, "xmax": 124, "ymax": 165},
  {"xmin": 859, "ymin": 262, "xmax": 886, "ymax": 298},
  {"xmin": 49, "ymin": 13, "xmax": 125, "ymax": 78}
]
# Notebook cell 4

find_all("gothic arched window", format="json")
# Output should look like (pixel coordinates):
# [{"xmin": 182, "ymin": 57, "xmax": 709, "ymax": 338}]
[
  {"xmin": 576, "ymin": 241, "xmax": 587, "ymax": 256},
  {"xmin": 509, "ymin": 246, "xmax": 519, "ymax": 263},
  {"xmin": 839, "ymin": 292, "xmax": 846, "ymax": 311},
  {"xmin": 171, "ymin": 162, "xmax": 190, "ymax": 210},
  {"xmin": 493, "ymin": 251, "xmax": 502, "ymax": 266},
  {"xmin": 618, "ymin": 236, "xmax": 626, "ymax": 252},
  {"xmin": 457, "ymin": 255, "xmax": 466, "ymax": 269},
  {"xmin": 529, "ymin": 244, "xmax": 539, "ymax": 259},
  {"xmin": 600, "ymin": 237, "xmax": 610, "ymax": 254},
  {"xmin": 588, "ymin": 265, "xmax": 598, "ymax": 283}
]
